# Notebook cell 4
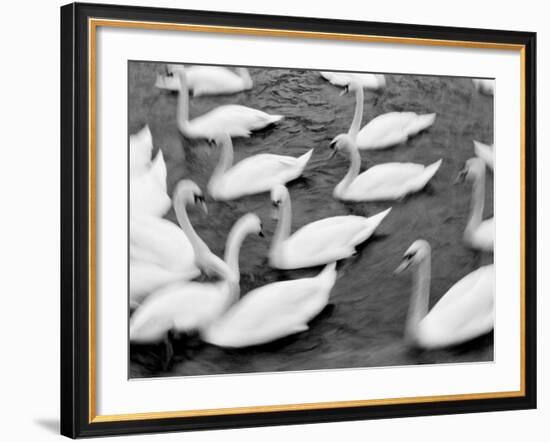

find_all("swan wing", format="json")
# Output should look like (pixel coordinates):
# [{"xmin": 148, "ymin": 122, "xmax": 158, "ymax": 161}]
[
  {"xmin": 130, "ymin": 281, "xmax": 228, "ymax": 343},
  {"xmin": 346, "ymin": 162, "xmax": 426, "ymax": 200},
  {"xmin": 278, "ymin": 214, "xmax": 387, "ymax": 266},
  {"xmin": 129, "ymin": 260, "xmax": 188, "ymax": 306},
  {"xmin": 130, "ymin": 172, "xmax": 171, "ymax": 218},
  {"xmin": 470, "ymin": 218, "xmax": 495, "ymax": 251},
  {"xmin": 417, "ymin": 265, "xmax": 495, "ymax": 348},
  {"xmin": 214, "ymin": 153, "xmax": 307, "ymax": 198},
  {"xmin": 186, "ymin": 66, "xmax": 245, "ymax": 96},
  {"xmin": 129, "ymin": 125, "xmax": 153, "ymax": 177},
  {"xmin": 130, "ymin": 215, "xmax": 196, "ymax": 273},
  {"xmin": 190, "ymin": 105, "xmax": 283, "ymax": 139},
  {"xmin": 203, "ymin": 277, "xmax": 331, "ymax": 347}
]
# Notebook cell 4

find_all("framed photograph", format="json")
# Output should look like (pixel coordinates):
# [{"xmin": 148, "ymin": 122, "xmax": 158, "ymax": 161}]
[{"xmin": 60, "ymin": 2, "xmax": 536, "ymax": 438}]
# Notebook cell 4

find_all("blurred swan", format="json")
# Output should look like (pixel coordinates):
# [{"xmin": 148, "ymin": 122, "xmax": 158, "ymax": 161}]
[
  {"xmin": 203, "ymin": 262, "xmax": 337, "ymax": 348},
  {"xmin": 394, "ymin": 240, "xmax": 494, "ymax": 349},
  {"xmin": 473, "ymin": 140, "xmax": 494, "ymax": 170},
  {"xmin": 130, "ymin": 125, "xmax": 153, "ymax": 177},
  {"xmin": 155, "ymin": 64, "xmax": 253, "ymax": 96},
  {"xmin": 340, "ymin": 78, "xmax": 436, "ymax": 150},
  {"xmin": 268, "ymin": 184, "xmax": 391, "ymax": 269},
  {"xmin": 176, "ymin": 69, "xmax": 283, "ymax": 140},
  {"xmin": 130, "ymin": 213, "xmax": 263, "ymax": 343},
  {"xmin": 320, "ymin": 71, "xmax": 386, "ymax": 90},
  {"xmin": 130, "ymin": 148, "xmax": 171, "ymax": 218},
  {"xmin": 330, "ymin": 133, "xmax": 442, "ymax": 201},
  {"xmin": 207, "ymin": 132, "xmax": 313, "ymax": 200},
  {"xmin": 472, "ymin": 78, "xmax": 494, "ymax": 95},
  {"xmin": 456, "ymin": 158, "xmax": 494, "ymax": 252}
]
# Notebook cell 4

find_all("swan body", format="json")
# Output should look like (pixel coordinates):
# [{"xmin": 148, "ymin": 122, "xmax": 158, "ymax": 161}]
[
  {"xmin": 207, "ymin": 133, "xmax": 313, "ymax": 200},
  {"xmin": 457, "ymin": 158, "xmax": 494, "ymax": 252},
  {"xmin": 156, "ymin": 65, "xmax": 253, "ymax": 96},
  {"xmin": 331, "ymin": 134, "xmax": 442, "ymax": 202},
  {"xmin": 268, "ymin": 185, "xmax": 391, "ymax": 269},
  {"xmin": 176, "ymin": 70, "xmax": 283, "ymax": 140},
  {"xmin": 130, "ymin": 213, "xmax": 263, "ymax": 343},
  {"xmin": 320, "ymin": 71, "xmax": 386, "ymax": 90},
  {"xmin": 472, "ymin": 79, "xmax": 494, "ymax": 95},
  {"xmin": 130, "ymin": 149, "xmax": 170, "ymax": 218},
  {"xmin": 473, "ymin": 140, "xmax": 494, "ymax": 170},
  {"xmin": 356, "ymin": 112, "xmax": 437, "ymax": 150},
  {"xmin": 130, "ymin": 125, "xmax": 153, "ymax": 177},
  {"xmin": 395, "ymin": 240, "xmax": 494, "ymax": 349},
  {"xmin": 339, "ymin": 77, "xmax": 435, "ymax": 150},
  {"xmin": 203, "ymin": 263, "xmax": 337, "ymax": 348}
]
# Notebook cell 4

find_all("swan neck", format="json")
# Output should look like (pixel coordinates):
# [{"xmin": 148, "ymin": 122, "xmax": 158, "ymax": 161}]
[
  {"xmin": 176, "ymin": 73, "xmax": 189, "ymax": 129},
  {"xmin": 335, "ymin": 145, "xmax": 361, "ymax": 195},
  {"xmin": 223, "ymin": 223, "xmax": 252, "ymax": 282},
  {"xmin": 273, "ymin": 191, "xmax": 292, "ymax": 248},
  {"xmin": 211, "ymin": 137, "xmax": 234, "ymax": 183},
  {"xmin": 174, "ymin": 197, "xmax": 208, "ymax": 256},
  {"xmin": 405, "ymin": 255, "xmax": 431, "ymax": 342},
  {"xmin": 466, "ymin": 170, "xmax": 486, "ymax": 232},
  {"xmin": 348, "ymin": 86, "xmax": 364, "ymax": 138}
]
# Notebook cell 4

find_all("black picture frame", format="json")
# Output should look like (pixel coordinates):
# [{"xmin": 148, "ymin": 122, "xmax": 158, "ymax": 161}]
[{"xmin": 61, "ymin": 2, "xmax": 537, "ymax": 438}]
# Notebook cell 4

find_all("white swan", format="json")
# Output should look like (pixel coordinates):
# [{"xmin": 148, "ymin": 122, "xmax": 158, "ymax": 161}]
[
  {"xmin": 456, "ymin": 158, "xmax": 494, "ymax": 252},
  {"xmin": 330, "ymin": 133, "xmax": 442, "ymax": 201},
  {"xmin": 203, "ymin": 262, "xmax": 337, "ymax": 348},
  {"xmin": 473, "ymin": 140, "xmax": 494, "ymax": 170},
  {"xmin": 207, "ymin": 132, "xmax": 313, "ymax": 200},
  {"xmin": 340, "ymin": 78, "xmax": 436, "ymax": 150},
  {"xmin": 155, "ymin": 64, "xmax": 253, "ymax": 96},
  {"xmin": 394, "ymin": 240, "xmax": 494, "ymax": 349},
  {"xmin": 472, "ymin": 79, "xmax": 494, "ymax": 96},
  {"xmin": 320, "ymin": 71, "xmax": 386, "ymax": 90},
  {"xmin": 129, "ymin": 148, "xmax": 171, "ymax": 218},
  {"xmin": 176, "ymin": 69, "xmax": 283, "ymax": 140},
  {"xmin": 268, "ymin": 184, "xmax": 391, "ymax": 269},
  {"xmin": 130, "ymin": 125, "xmax": 153, "ymax": 177},
  {"xmin": 130, "ymin": 213, "xmax": 263, "ymax": 343}
]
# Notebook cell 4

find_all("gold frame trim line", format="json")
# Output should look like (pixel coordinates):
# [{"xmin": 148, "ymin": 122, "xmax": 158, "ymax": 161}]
[{"xmin": 87, "ymin": 18, "xmax": 527, "ymax": 424}]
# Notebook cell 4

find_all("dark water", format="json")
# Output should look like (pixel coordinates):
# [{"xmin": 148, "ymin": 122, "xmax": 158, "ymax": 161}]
[{"xmin": 129, "ymin": 62, "xmax": 494, "ymax": 378}]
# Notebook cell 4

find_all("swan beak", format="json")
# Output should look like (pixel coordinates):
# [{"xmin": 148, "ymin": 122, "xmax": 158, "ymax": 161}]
[
  {"xmin": 328, "ymin": 149, "xmax": 338, "ymax": 160},
  {"xmin": 393, "ymin": 260, "xmax": 410, "ymax": 275},
  {"xmin": 454, "ymin": 168, "xmax": 467, "ymax": 184},
  {"xmin": 339, "ymin": 86, "xmax": 349, "ymax": 96},
  {"xmin": 198, "ymin": 200, "xmax": 208, "ymax": 214},
  {"xmin": 270, "ymin": 207, "xmax": 279, "ymax": 220}
]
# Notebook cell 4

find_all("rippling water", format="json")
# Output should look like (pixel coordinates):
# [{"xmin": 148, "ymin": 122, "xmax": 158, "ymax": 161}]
[{"xmin": 129, "ymin": 62, "xmax": 494, "ymax": 378}]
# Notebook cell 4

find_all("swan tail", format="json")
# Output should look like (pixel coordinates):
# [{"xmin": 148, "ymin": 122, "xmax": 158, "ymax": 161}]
[
  {"xmin": 375, "ymin": 74, "xmax": 387, "ymax": 88},
  {"xmin": 420, "ymin": 159, "xmax": 443, "ymax": 186},
  {"xmin": 297, "ymin": 149, "xmax": 314, "ymax": 168},
  {"xmin": 318, "ymin": 262, "xmax": 338, "ymax": 283},
  {"xmin": 151, "ymin": 149, "xmax": 168, "ymax": 190},
  {"xmin": 407, "ymin": 113, "xmax": 437, "ymax": 135},
  {"xmin": 367, "ymin": 207, "xmax": 392, "ymax": 229},
  {"xmin": 266, "ymin": 114, "xmax": 284, "ymax": 125}
]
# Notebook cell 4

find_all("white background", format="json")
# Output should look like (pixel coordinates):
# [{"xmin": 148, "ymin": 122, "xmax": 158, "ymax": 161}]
[{"xmin": 0, "ymin": 0, "xmax": 546, "ymax": 440}]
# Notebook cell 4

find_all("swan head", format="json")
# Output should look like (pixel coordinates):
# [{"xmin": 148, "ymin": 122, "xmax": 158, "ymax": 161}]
[
  {"xmin": 173, "ymin": 179, "xmax": 208, "ymax": 213},
  {"xmin": 394, "ymin": 240, "xmax": 431, "ymax": 274},
  {"xmin": 339, "ymin": 77, "xmax": 362, "ymax": 96},
  {"xmin": 329, "ymin": 133, "xmax": 356, "ymax": 158},
  {"xmin": 165, "ymin": 63, "xmax": 185, "ymax": 77},
  {"xmin": 455, "ymin": 157, "xmax": 486, "ymax": 184},
  {"xmin": 271, "ymin": 184, "xmax": 289, "ymax": 206},
  {"xmin": 235, "ymin": 213, "xmax": 264, "ymax": 238}
]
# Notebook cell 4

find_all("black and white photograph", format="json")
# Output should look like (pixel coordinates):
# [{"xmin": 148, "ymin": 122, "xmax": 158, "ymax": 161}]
[{"xmin": 128, "ymin": 62, "xmax": 495, "ymax": 379}]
